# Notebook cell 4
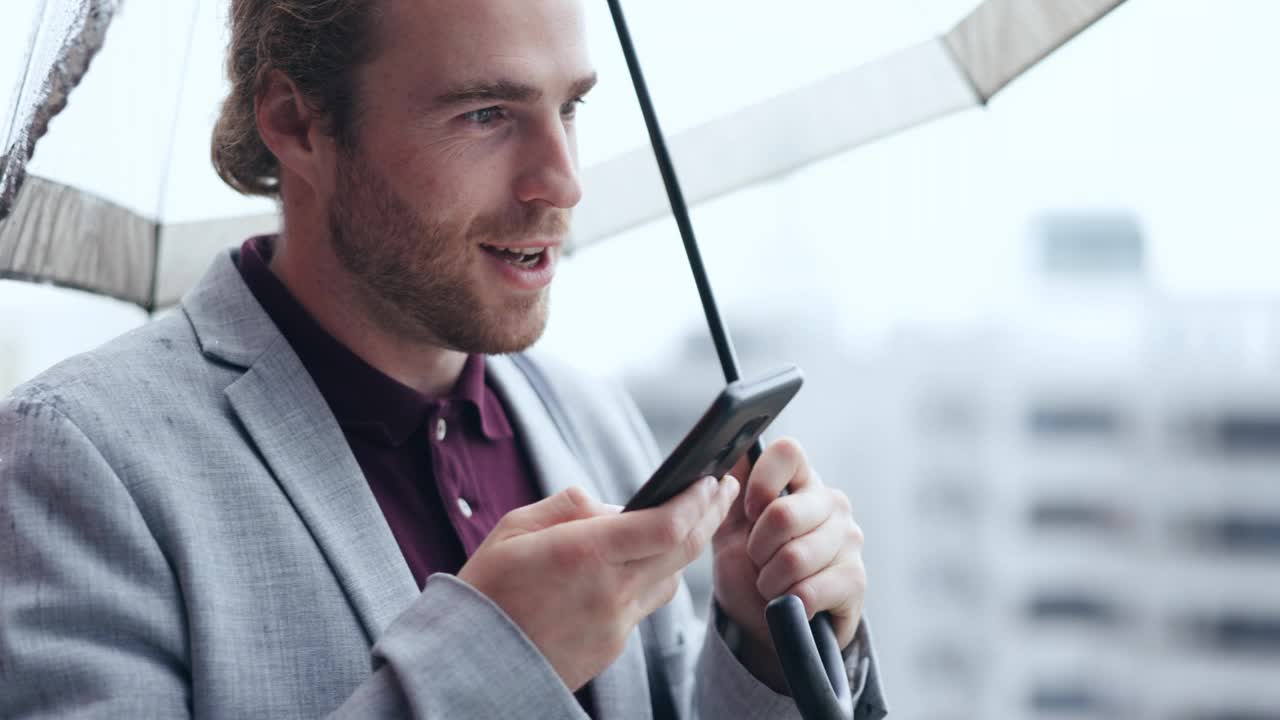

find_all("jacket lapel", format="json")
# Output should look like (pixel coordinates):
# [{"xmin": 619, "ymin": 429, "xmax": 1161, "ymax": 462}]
[
  {"xmin": 487, "ymin": 355, "xmax": 654, "ymax": 720},
  {"xmin": 485, "ymin": 355, "xmax": 596, "ymax": 499},
  {"xmin": 224, "ymin": 341, "xmax": 419, "ymax": 642},
  {"xmin": 185, "ymin": 253, "xmax": 418, "ymax": 644}
]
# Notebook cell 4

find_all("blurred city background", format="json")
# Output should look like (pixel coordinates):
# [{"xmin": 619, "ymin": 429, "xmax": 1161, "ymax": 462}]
[{"xmin": 4, "ymin": 1, "xmax": 1280, "ymax": 718}]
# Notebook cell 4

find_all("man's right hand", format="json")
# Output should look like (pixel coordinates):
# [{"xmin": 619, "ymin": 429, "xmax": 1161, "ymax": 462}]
[{"xmin": 458, "ymin": 475, "xmax": 740, "ymax": 691}]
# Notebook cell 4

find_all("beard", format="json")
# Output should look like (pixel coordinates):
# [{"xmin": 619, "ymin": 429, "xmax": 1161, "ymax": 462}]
[{"xmin": 326, "ymin": 149, "xmax": 568, "ymax": 355}]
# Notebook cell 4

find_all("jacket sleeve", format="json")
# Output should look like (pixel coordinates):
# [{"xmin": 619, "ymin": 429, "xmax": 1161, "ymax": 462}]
[
  {"xmin": 334, "ymin": 575, "xmax": 589, "ymax": 719},
  {"xmin": 0, "ymin": 395, "xmax": 589, "ymax": 720},
  {"xmin": 0, "ymin": 396, "xmax": 193, "ymax": 717}
]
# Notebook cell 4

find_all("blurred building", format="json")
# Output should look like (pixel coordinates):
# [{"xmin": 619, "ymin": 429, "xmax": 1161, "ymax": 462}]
[
  {"xmin": 887, "ymin": 213, "xmax": 1280, "ymax": 720},
  {"xmin": 626, "ymin": 212, "xmax": 1280, "ymax": 719}
]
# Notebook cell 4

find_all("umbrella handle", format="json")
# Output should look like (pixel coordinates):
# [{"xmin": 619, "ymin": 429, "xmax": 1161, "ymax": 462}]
[
  {"xmin": 767, "ymin": 599, "xmax": 854, "ymax": 720},
  {"xmin": 752, "ymin": 442, "xmax": 854, "ymax": 720}
]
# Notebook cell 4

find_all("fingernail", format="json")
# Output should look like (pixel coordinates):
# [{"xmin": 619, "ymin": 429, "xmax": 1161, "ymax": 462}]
[
  {"xmin": 724, "ymin": 475, "xmax": 740, "ymax": 499},
  {"xmin": 703, "ymin": 475, "xmax": 717, "ymax": 496}
]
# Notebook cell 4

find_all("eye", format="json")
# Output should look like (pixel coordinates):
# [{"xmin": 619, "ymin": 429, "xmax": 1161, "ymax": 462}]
[
  {"xmin": 463, "ymin": 106, "xmax": 506, "ymax": 126},
  {"xmin": 561, "ymin": 97, "xmax": 586, "ymax": 120}
]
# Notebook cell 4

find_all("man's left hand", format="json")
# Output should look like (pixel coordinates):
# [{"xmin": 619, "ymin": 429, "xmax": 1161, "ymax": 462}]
[{"xmin": 712, "ymin": 438, "xmax": 866, "ymax": 692}]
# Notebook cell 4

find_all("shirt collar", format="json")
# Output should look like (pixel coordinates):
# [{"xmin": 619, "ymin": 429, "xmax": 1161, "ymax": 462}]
[{"xmin": 235, "ymin": 235, "xmax": 512, "ymax": 446}]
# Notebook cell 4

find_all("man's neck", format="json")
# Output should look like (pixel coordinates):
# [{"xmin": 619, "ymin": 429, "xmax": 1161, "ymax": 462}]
[{"xmin": 267, "ymin": 232, "xmax": 467, "ymax": 398}]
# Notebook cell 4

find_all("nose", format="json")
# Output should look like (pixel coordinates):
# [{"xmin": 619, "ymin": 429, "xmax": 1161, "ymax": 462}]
[{"xmin": 513, "ymin": 116, "xmax": 583, "ymax": 210}]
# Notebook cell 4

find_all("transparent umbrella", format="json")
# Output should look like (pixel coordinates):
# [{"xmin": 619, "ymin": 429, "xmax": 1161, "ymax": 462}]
[{"xmin": 1, "ymin": 0, "xmax": 1122, "ymax": 311}]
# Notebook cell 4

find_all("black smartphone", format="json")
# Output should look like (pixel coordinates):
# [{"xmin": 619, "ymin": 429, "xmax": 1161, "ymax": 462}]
[{"xmin": 623, "ymin": 365, "xmax": 804, "ymax": 512}]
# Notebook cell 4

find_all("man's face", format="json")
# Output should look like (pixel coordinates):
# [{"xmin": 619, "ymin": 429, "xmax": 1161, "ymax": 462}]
[{"xmin": 324, "ymin": 0, "xmax": 593, "ymax": 354}]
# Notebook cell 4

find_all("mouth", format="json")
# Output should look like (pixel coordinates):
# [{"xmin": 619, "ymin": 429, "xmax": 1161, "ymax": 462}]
[
  {"xmin": 478, "ymin": 241, "xmax": 559, "ymax": 291},
  {"xmin": 479, "ymin": 243, "xmax": 550, "ymax": 269}
]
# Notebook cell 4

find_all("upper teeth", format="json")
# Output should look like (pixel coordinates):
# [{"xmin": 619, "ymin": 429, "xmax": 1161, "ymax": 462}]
[{"xmin": 488, "ymin": 245, "xmax": 542, "ymax": 256}]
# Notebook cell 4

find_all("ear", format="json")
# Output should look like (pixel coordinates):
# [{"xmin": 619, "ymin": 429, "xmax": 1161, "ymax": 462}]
[{"xmin": 255, "ymin": 69, "xmax": 334, "ymax": 195}]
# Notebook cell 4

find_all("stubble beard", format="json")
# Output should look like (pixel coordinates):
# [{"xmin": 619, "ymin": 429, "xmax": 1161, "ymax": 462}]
[{"xmin": 327, "ymin": 150, "xmax": 562, "ymax": 355}]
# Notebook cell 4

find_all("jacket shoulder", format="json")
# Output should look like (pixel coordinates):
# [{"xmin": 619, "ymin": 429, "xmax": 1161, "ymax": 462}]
[{"xmin": 5, "ymin": 310, "xmax": 227, "ymax": 431}]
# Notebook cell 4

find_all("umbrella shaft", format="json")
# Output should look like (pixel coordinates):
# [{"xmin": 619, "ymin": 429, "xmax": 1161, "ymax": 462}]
[{"xmin": 605, "ymin": 0, "xmax": 744, "ymax": 388}]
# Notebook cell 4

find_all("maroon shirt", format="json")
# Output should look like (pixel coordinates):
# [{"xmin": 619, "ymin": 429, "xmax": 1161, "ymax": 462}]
[{"xmin": 235, "ymin": 236, "xmax": 596, "ymax": 714}]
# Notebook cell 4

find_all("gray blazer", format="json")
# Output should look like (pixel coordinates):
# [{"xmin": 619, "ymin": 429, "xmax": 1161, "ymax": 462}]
[{"xmin": 0, "ymin": 251, "xmax": 886, "ymax": 719}]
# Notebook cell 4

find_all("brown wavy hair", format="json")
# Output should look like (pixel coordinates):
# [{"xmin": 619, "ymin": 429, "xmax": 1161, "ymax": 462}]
[{"xmin": 211, "ymin": 0, "xmax": 381, "ymax": 196}]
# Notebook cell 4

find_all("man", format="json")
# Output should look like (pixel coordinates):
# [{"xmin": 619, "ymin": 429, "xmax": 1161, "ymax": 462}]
[{"xmin": 0, "ymin": 0, "xmax": 885, "ymax": 717}]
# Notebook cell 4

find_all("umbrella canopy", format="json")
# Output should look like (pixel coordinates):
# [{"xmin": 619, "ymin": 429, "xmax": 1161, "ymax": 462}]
[{"xmin": 0, "ymin": 0, "xmax": 1122, "ymax": 311}]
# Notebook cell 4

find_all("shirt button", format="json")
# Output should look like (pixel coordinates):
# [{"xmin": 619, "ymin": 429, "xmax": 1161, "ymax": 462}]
[
  {"xmin": 435, "ymin": 418, "xmax": 447, "ymax": 441},
  {"xmin": 456, "ymin": 497, "xmax": 473, "ymax": 518}
]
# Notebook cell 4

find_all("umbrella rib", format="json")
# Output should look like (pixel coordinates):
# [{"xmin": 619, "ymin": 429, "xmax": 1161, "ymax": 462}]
[
  {"xmin": 3, "ymin": 0, "xmax": 122, "ymax": 220},
  {"xmin": 3, "ymin": 0, "xmax": 51, "ymax": 153},
  {"xmin": 149, "ymin": 0, "xmax": 204, "ymax": 311},
  {"xmin": 1, "ymin": 0, "xmax": 53, "ymax": 218},
  {"xmin": 153, "ymin": 0, "xmax": 202, "ymax": 222}
]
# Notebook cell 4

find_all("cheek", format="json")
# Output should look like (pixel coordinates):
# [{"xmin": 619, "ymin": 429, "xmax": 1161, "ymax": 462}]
[
  {"xmin": 394, "ymin": 144, "xmax": 495, "ymax": 204},
  {"xmin": 420, "ymin": 132, "xmax": 522, "ymax": 193},
  {"xmin": 378, "ymin": 145, "xmax": 446, "ymax": 199},
  {"xmin": 363, "ymin": 133, "xmax": 520, "ymax": 239}
]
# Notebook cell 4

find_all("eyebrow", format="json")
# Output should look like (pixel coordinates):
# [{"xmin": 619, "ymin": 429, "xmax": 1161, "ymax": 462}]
[{"xmin": 434, "ymin": 72, "xmax": 599, "ymax": 108}]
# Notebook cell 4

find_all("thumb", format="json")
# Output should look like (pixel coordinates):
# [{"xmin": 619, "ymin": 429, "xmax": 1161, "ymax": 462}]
[
  {"xmin": 503, "ymin": 486, "xmax": 603, "ymax": 535},
  {"xmin": 716, "ymin": 455, "xmax": 753, "ymax": 539}
]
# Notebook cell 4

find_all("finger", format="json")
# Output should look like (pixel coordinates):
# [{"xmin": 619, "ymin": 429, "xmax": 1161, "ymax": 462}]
[
  {"xmin": 500, "ymin": 486, "xmax": 603, "ymax": 535},
  {"xmin": 780, "ymin": 557, "xmax": 867, "ymax": 649},
  {"xmin": 711, "ymin": 531, "xmax": 770, "ymax": 636},
  {"xmin": 745, "ymin": 487, "xmax": 837, "ymax": 569},
  {"xmin": 744, "ymin": 438, "xmax": 818, "ymax": 523},
  {"xmin": 594, "ymin": 475, "xmax": 720, "ymax": 564},
  {"xmin": 754, "ymin": 512, "xmax": 847, "ymax": 601},
  {"xmin": 627, "ymin": 475, "xmax": 739, "ymax": 584}
]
